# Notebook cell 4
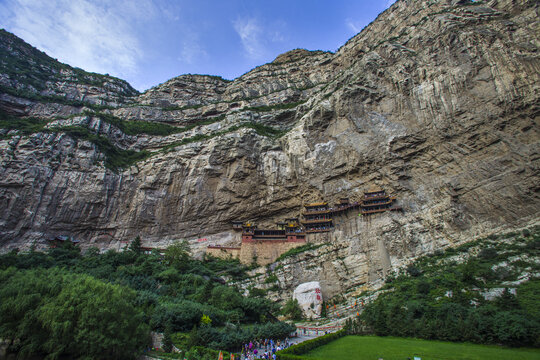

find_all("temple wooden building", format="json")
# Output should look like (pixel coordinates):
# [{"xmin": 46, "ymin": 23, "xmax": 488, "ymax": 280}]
[
  {"xmin": 302, "ymin": 202, "xmax": 333, "ymax": 233},
  {"xmin": 360, "ymin": 186, "xmax": 401, "ymax": 215},
  {"xmin": 232, "ymin": 221, "xmax": 244, "ymax": 231},
  {"xmin": 217, "ymin": 186, "xmax": 402, "ymax": 264},
  {"xmin": 47, "ymin": 235, "xmax": 80, "ymax": 248},
  {"xmin": 241, "ymin": 219, "xmax": 305, "ymax": 243},
  {"xmin": 140, "ymin": 246, "xmax": 166, "ymax": 256},
  {"xmin": 329, "ymin": 198, "xmax": 361, "ymax": 215},
  {"xmin": 213, "ymin": 219, "xmax": 307, "ymax": 265}
]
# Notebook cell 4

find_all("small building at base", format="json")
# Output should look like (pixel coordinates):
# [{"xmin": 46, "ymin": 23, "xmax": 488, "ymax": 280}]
[{"xmin": 238, "ymin": 219, "xmax": 307, "ymax": 265}]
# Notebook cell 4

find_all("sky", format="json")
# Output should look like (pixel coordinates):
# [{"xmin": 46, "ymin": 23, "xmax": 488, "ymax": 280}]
[{"xmin": 0, "ymin": 0, "xmax": 397, "ymax": 91}]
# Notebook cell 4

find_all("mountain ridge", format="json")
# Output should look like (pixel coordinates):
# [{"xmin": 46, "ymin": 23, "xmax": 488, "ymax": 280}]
[{"xmin": 0, "ymin": 0, "xmax": 538, "ymax": 298}]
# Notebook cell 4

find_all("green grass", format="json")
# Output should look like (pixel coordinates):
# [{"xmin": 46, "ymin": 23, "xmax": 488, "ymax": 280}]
[{"xmin": 303, "ymin": 336, "xmax": 540, "ymax": 360}]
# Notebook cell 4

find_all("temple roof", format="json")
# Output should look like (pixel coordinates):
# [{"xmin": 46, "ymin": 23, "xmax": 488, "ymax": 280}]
[
  {"xmin": 365, "ymin": 185, "xmax": 383, "ymax": 193},
  {"xmin": 305, "ymin": 202, "xmax": 328, "ymax": 207}
]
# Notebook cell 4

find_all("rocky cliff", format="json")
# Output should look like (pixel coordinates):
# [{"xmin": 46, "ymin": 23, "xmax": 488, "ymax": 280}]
[{"xmin": 0, "ymin": 0, "xmax": 538, "ymax": 296}]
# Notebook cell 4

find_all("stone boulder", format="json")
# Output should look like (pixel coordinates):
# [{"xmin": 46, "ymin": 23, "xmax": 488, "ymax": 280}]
[{"xmin": 293, "ymin": 281, "xmax": 323, "ymax": 319}]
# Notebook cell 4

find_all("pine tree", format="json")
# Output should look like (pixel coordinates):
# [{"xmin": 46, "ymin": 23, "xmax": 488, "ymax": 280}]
[
  {"xmin": 162, "ymin": 325, "xmax": 173, "ymax": 353},
  {"xmin": 187, "ymin": 325, "xmax": 200, "ymax": 349},
  {"xmin": 129, "ymin": 236, "xmax": 142, "ymax": 255}
]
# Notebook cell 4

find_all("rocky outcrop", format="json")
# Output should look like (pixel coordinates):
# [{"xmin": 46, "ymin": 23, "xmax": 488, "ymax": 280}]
[
  {"xmin": 293, "ymin": 281, "xmax": 323, "ymax": 319},
  {"xmin": 0, "ymin": 0, "xmax": 539, "ymax": 296}
]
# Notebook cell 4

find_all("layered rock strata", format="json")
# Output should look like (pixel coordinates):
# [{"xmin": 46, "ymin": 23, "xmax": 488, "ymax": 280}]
[{"xmin": 0, "ymin": 0, "xmax": 538, "ymax": 294}]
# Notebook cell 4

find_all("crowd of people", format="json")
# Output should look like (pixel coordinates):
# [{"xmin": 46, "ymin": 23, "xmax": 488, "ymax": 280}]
[{"xmin": 239, "ymin": 338, "xmax": 295, "ymax": 360}]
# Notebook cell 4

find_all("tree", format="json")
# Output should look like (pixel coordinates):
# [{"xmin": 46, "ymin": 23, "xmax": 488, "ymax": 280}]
[
  {"xmin": 200, "ymin": 314, "xmax": 212, "ymax": 327},
  {"xmin": 164, "ymin": 240, "xmax": 191, "ymax": 270},
  {"xmin": 187, "ymin": 325, "xmax": 200, "ymax": 349},
  {"xmin": 0, "ymin": 268, "xmax": 58, "ymax": 357},
  {"xmin": 129, "ymin": 236, "xmax": 142, "ymax": 255},
  {"xmin": 162, "ymin": 325, "xmax": 173, "ymax": 353},
  {"xmin": 0, "ymin": 269, "xmax": 150, "ymax": 359},
  {"xmin": 38, "ymin": 273, "xmax": 149, "ymax": 359},
  {"xmin": 282, "ymin": 299, "xmax": 303, "ymax": 321},
  {"xmin": 495, "ymin": 288, "xmax": 519, "ymax": 311}
]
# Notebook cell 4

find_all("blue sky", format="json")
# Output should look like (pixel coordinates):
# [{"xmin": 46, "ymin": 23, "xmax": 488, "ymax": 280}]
[{"xmin": 0, "ymin": 0, "xmax": 396, "ymax": 91}]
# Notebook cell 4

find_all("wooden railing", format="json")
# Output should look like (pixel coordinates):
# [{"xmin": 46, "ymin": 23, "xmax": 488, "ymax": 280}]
[{"xmin": 302, "ymin": 218, "xmax": 333, "ymax": 224}]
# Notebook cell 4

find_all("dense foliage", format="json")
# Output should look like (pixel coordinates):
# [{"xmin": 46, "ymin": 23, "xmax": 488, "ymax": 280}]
[
  {"xmin": 360, "ymin": 228, "xmax": 540, "ymax": 347},
  {"xmin": 281, "ymin": 299, "xmax": 304, "ymax": 321},
  {"xmin": 0, "ymin": 268, "xmax": 149, "ymax": 359},
  {"xmin": 0, "ymin": 241, "xmax": 292, "ymax": 359},
  {"xmin": 275, "ymin": 243, "xmax": 327, "ymax": 262}
]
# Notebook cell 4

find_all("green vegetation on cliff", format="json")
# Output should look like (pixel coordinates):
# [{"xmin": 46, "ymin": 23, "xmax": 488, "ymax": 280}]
[
  {"xmin": 1, "ymin": 109, "xmax": 285, "ymax": 170},
  {"xmin": 359, "ymin": 228, "xmax": 540, "ymax": 347},
  {"xmin": 88, "ymin": 111, "xmax": 186, "ymax": 136},
  {"xmin": 0, "ymin": 109, "xmax": 50, "ymax": 137},
  {"xmin": 56, "ymin": 126, "xmax": 151, "ymax": 169},
  {"xmin": 275, "ymin": 243, "xmax": 328, "ymax": 262},
  {"xmin": 245, "ymin": 100, "xmax": 306, "ymax": 112},
  {"xmin": 0, "ymin": 29, "xmax": 137, "ymax": 96}
]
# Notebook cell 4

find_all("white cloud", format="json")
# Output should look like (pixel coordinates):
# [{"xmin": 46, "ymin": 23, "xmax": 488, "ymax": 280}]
[
  {"xmin": 177, "ymin": 30, "xmax": 208, "ymax": 65},
  {"xmin": 180, "ymin": 42, "xmax": 207, "ymax": 65},
  {"xmin": 233, "ymin": 17, "xmax": 264, "ymax": 59},
  {"xmin": 0, "ymin": 0, "xmax": 155, "ymax": 79},
  {"xmin": 346, "ymin": 19, "xmax": 363, "ymax": 34},
  {"xmin": 233, "ymin": 17, "xmax": 286, "ymax": 60}
]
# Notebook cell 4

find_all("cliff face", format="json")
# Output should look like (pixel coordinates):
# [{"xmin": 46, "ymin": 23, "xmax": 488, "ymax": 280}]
[{"xmin": 0, "ymin": 0, "xmax": 538, "ymax": 294}]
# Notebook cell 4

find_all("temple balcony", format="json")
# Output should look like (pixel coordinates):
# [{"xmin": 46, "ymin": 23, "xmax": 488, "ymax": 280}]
[
  {"xmin": 302, "ymin": 218, "xmax": 333, "ymax": 224},
  {"xmin": 362, "ymin": 199, "xmax": 393, "ymax": 207},
  {"xmin": 363, "ymin": 193, "xmax": 391, "ymax": 201},
  {"xmin": 305, "ymin": 228, "xmax": 332, "ymax": 233},
  {"xmin": 361, "ymin": 208, "xmax": 390, "ymax": 215},
  {"xmin": 302, "ymin": 209, "xmax": 331, "ymax": 215}
]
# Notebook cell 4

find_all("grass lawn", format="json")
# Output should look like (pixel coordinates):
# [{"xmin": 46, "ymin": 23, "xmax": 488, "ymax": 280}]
[{"xmin": 303, "ymin": 336, "xmax": 540, "ymax": 360}]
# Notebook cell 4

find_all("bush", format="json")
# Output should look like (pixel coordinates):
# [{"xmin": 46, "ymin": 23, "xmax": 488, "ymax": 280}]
[
  {"xmin": 265, "ymin": 274, "xmax": 279, "ymax": 283},
  {"xmin": 282, "ymin": 299, "xmax": 304, "ymax": 321},
  {"xmin": 187, "ymin": 322, "xmax": 295, "ymax": 351},
  {"xmin": 406, "ymin": 265, "xmax": 422, "ymax": 277},
  {"xmin": 277, "ymin": 330, "xmax": 345, "ymax": 359},
  {"xmin": 0, "ymin": 109, "xmax": 50, "ymax": 138},
  {"xmin": 477, "ymin": 247, "xmax": 498, "ymax": 260},
  {"xmin": 162, "ymin": 326, "xmax": 173, "ymax": 353},
  {"xmin": 275, "ymin": 243, "xmax": 327, "ymax": 262},
  {"xmin": 150, "ymin": 301, "xmax": 230, "ymax": 332}
]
